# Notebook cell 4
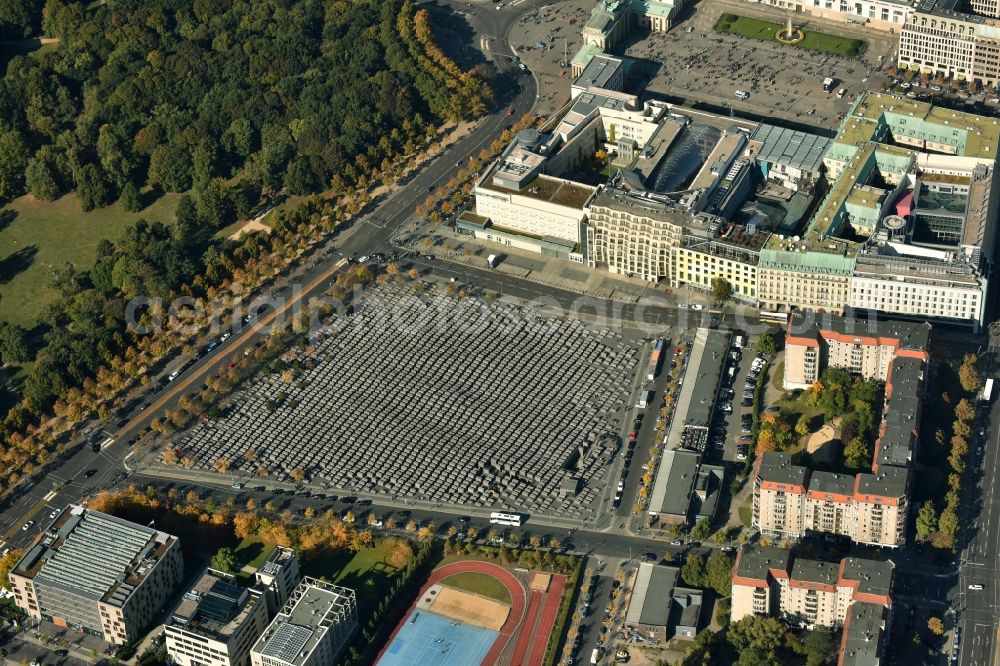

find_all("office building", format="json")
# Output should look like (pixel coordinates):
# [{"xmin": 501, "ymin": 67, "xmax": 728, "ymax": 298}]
[
  {"xmin": 254, "ymin": 546, "xmax": 301, "ymax": 617},
  {"xmin": 9, "ymin": 505, "xmax": 183, "ymax": 645},
  {"xmin": 250, "ymin": 579, "xmax": 357, "ymax": 666},
  {"xmin": 782, "ymin": 312, "xmax": 930, "ymax": 390},
  {"xmin": 165, "ymin": 571, "xmax": 270, "ymax": 666},
  {"xmin": 730, "ymin": 546, "xmax": 894, "ymax": 628},
  {"xmin": 899, "ymin": 0, "xmax": 1000, "ymax": 87},
  {"xmin": 624, "ymin": 563, "xmax": 702, "ymax": 642}
]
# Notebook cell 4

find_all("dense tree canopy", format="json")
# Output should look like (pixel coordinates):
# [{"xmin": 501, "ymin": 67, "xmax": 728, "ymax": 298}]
[{"xmin": 0, "ymin": 0, "xmax": 491, "ymax": 212}]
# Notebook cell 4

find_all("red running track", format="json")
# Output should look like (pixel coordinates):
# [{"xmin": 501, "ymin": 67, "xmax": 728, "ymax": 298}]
[
  {"xmin": 527, "ymin": 574, "xmax": 567, "ymax": 666},
  {"xmin": 509, "ymin": 574, "xmax": 568, "ymax": 666},
  {"xmin": 375, "ymin": 560, "xmax": 526, "ymax": 665}
]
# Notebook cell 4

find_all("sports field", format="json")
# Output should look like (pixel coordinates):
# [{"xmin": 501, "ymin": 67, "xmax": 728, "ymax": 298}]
[
  {"xmin": 440, "ymin": 571, "xmax": 513, "ymax": 605},
  {"xmin": 377, "ymin": 610, "xmax": 499, "ymax": 666}
]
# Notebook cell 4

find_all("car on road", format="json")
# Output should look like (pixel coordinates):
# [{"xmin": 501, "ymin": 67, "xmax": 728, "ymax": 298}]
[
  {"xmin": 690, "ymin": 304, "xmax": 704, "ymax": 310},
  {"xmin": 969, "ymin": 583, "xmax": 984, "ymax": 591},
  {"xmin": 628, "ymin": 431, "xmax": 638, "ymax": 441},
  {"xmin": 48, "ymin": 509, "xmax": 58, "ymax": 519},
  {"xmin": 21, "ymin": 521, "xmax": 34, "ymax": 531},
  {"xmin": 506, "ymin": 107, "xmax": 514, "ymax": 116},
  {"xmin": 168, "ymin": 370, "xmax": 179, "ymax": 382},
  {"xmin": 84, "ymin": 469, "xmax": 97, "ymax": 478},
  {"xmin": 220, "ymin": 332, "xmax": 231, "ymax": 343},
  {"xmin": 357, "ymin": 255, "xmax": 369, "ymax": 264},
  {"xmin": 670, "ymin": 540, "xmax": 683, "ymax": 546},
  {"xmin": 641, "ymin": 552, "xmax": 657, "ymax": 562},
  {"xmin": 677, "ymin": 303, "xmax": 688, "ymax": 309},
  {"xmin": 518, "ymin": 63, "xmax": 527, "ymax": 71}
]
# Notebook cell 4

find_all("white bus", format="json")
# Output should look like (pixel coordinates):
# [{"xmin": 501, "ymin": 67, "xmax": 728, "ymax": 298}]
[
  {"xmin": 759, "ymin": 311, "xmax": 789, "ymax": 325},
  {"xmin": 489, "ymin": 511, "xmax": 522, "ymax": 527}
]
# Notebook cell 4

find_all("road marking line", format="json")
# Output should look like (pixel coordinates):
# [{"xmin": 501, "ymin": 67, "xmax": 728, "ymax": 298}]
[{"xmin": 42, "ymin": 491, "xmax": 56, "ymax": 501}]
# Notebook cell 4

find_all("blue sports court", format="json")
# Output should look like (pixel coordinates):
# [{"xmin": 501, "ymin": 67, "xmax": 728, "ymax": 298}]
[{"xmin": 377, "ymin": 609, "xmax": 499, "ymax": 666}]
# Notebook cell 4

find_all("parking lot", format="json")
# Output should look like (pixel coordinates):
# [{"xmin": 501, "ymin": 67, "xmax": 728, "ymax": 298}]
[{"xmin": 172, "ymin": 282, "xmax": 649, "ymax": 521}]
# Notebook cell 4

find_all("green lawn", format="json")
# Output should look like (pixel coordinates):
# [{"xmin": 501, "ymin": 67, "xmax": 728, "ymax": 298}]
[
  {"xmin": 714, "ymin": 13, "xmax": 866, "ymax": 57},
  {"xmin": 771, "ymin": 362, "xmax": 785, "ymax": 392},
  {"xmin": 301, "ymin": 537, "xmax": 414, "ymax": 608},
  {"xmin": 440, "ymin": 571, "xmax": 513, "ymax": 605},
  {"xmin": 738, "ymin": 506, "xmax": 752, "ymax": 528},
  {"xmin": 0, "ymin": 191, "xmax": 183, "ymax": 327},
  {"xmin": 234, "ymin": 535, "xmax": 273, "ymax": 570}
]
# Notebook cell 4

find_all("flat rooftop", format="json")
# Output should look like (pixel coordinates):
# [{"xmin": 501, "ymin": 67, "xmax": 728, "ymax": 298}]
[
  {"xmin": 841, "ymin": 602, "xmax": 887, "ymax": 666},
  {"xmin": 841, "ymin": 558, "xmax": 894, "ymax": 597},
  {"xmin": 734, "ymin": 546, "xmax": 790, "ymax": 583},
  {"xmin": 683, "ymin": 329, "xmax": 731, "ymax": 429},
  {"xmin": 791, "ymin": 559, "xmax": 839, "ymax": 587},
  {"xmin": 756, "ymin": 452, "xmax": 808, "ymax": 489},
  {"xmin": 788, "ymin": 312, "xmax": 931, "ymax": 352},
  {"xmin": 855, "ymin": 466, "xmax": 909, "ymax": 500},
  {"xmin": 253, "ymin": 579, "xmax": 356, "ymax": 666},
  {"xmin": 875, "ymin": 357, "xmax": 923, "ymax": 471},
  {"xmin": 588, "ymin": 184, "xmax": 689, "ymax": 225},
  {"xmin": 15, "ymin": 505, "xmax": 175, "ymax": 606},
  {"xmin": 574, "ymin": 53, "xmax": 624, "ymax": 90},
  {"xmin": 169, "ymin": 570, "xmax": 259, "ymax": 640},
  {"xmin": 485, "ymin": 171, "xmax": 596, "ymax": 209},
  {"xmin": 808, "ymin": 471, "xmax": 854, "ymax": 497}
]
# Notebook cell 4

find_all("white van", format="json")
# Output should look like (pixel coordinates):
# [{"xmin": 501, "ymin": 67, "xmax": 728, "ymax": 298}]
[{"xmin": 735, "ymin": 90, "xmax": 750, "ymax": 100}]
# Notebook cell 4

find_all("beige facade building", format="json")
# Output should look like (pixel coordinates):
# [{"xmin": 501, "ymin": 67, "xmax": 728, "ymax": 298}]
[
  {"xmin": 9, "ymin": 505, "xmax": 183, "ymax": 645},
  {"xmin": 756, "ymin": 256, "xmax": 853, "ymax": 314},
  {"xmin": 752, "ymin": 452, "xmax": 910, "ymax": 547},
  {"xmin": 584, "ymin": 185, "xmax": 685, "ymax": 281},
  {"xmin": 899, "ymin": 10, "xmax": 1000, "ymax": 87},
  {"xmin": 782, "ymin": 312, "xmax": 931, "ymax": 389},
  {"xmin": 746, "ymin": 0, "xmax": 915, "ymax": 31},
  {"xmin": 731, "ymin": 546, "xmax": 894, "ymax": 630},
  {"xmin": 165, "ymin": 571, "xmax": 270, "ymax": 666}
]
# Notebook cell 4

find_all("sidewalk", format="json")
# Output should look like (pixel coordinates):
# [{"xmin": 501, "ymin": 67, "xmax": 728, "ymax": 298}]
[{"xmin": 405, "ymin": 230, "xmax": 670, "ymax": 304}]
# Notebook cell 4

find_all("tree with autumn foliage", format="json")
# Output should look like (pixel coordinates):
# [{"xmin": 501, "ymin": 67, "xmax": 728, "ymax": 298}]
[{"xmin": 959, "ymin": 354, "xmax": 981, "ymax": 393}]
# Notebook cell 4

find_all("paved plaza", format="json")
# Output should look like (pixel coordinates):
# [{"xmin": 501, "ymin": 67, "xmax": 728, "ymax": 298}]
[
  {"xmin": 509, "ymin": 0, "xmax": 898, "ymax": 129},
  {"xmin": 175, "ymin": 283, "xmax": 645, "ymax": 519}
]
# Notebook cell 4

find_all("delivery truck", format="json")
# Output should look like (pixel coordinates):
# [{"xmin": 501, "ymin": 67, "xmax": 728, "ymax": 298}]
[{"xmin": 647, "ymin": 339, "xmax": 665, "ymax": 381}]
